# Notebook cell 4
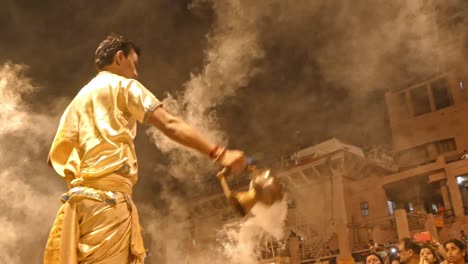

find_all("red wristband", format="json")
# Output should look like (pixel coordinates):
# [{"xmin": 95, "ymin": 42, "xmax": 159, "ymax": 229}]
[{"xmin": 209, "ymin": 145, "xmax": 220, "ymax": 158}]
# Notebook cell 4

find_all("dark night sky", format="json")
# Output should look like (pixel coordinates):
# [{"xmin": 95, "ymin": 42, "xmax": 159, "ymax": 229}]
[
  {"xmin": 1, "ymin": 1, "xmax": 468, "ymax": 262},
  {"xmin": 0, "ymin": 0, "xmax": 210, "ymax": 98}
]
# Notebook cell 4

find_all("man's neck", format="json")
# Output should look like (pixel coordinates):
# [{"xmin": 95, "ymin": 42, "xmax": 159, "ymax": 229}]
[
  {"xmin": 101, "ymin": 65, "xmax": 122, "ymax": 76},
  {"xmin": 407, "ymin": 257, "xmax": 420, "ymax": 264}
]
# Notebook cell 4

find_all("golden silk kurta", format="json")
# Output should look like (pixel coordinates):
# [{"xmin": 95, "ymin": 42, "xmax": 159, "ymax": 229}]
[{"xmin": 44, "ymin": 71, "xmax": 161, "ymax": 263}]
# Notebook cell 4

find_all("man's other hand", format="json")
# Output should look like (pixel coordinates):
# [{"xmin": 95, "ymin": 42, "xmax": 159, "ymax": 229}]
[{"xmin": 220, "ymin": 150, "xmax": 247, "ymax": 176}]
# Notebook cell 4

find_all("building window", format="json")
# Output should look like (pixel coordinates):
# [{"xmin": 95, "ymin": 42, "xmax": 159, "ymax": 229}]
[
  {"xmin": 360, "ymin": 202, "xmax": 369, "ymax": 216},
  {"xmin": 397, "ymin": 143, "xmax": 432, "ymax": 166},
  {"xmin": 415, "ymin": 144, "xmax": 429, "ymax": 159},
  {"xmin": 436, "ymin": 138, "xmax": 456, "ymax": 154},
  {"xmin": 387, "ymin": 200, "xmax": 396, "ymax": 215},
  {"xmin": 431, "ymin": 77, "xmax": 453, "ymax": 110},
  {"xmin": 397, "ymin": 92, "xmax": 409, "ymax": 119},
  {"xmin": 410, "ymin": 85, "xmax": 431, "ymax": 116}
]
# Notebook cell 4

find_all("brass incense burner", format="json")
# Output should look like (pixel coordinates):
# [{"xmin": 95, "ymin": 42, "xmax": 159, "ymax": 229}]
[{"xmin": 216, "ymin": 167, "xmax": 284, "ymax": 216}]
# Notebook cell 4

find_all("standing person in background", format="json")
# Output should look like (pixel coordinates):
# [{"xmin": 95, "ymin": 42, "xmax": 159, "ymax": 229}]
[
  {"xmin": 43, "ymin": 33, "xmax": 247, "ymax": 263},
  {"xmin": 437, "ymin": 203, "xmax": 446, "ymax": 217}
]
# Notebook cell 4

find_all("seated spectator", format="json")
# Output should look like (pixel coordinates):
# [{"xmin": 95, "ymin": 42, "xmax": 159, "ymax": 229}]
[{"xmin": 461, "ymin": 150, "xmax": 468, "ymax": 160}]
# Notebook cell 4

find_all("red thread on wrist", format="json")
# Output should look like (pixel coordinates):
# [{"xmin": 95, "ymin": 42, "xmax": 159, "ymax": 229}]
[{"xmin": 209, "ymin": 145, "xmax": 220, "ymax": 158}]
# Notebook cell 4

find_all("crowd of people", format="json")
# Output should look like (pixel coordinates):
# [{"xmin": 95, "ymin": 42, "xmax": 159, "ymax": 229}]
[{"xmin": 365, "ymin": 237, "xmax": 467, "ymax": 264}]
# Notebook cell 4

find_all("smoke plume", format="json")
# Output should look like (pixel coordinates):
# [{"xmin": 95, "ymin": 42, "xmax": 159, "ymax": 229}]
[
  {"xmin": 220, "ymin": 198, "xmax": 288, "ymax": 264},
  {"xmin": 146, "ymin": 0, "xmax": 265, "ymax": 181},
  {"xmin": 0, "ymin": 62, "xmax": 66, "ymax": 263}
]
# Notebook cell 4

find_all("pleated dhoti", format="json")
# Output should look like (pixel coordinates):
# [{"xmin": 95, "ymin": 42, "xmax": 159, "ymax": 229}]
[{"xmin": 44, "ymin": 174, "xmax": 145, "ymax": 263}]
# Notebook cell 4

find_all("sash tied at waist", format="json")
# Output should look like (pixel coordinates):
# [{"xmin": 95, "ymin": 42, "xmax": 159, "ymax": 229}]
[
  {"xmin": 58, "ymin": 173, "xmax": 146, "ymax": 261},
  {"xmin": 69, "ymin": 173, "xmax": 134, "ymax": 195}
]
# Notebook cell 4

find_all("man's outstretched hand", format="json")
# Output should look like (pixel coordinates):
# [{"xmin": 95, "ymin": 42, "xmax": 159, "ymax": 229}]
[{"xmin": 219, "ymin": 149, "xmax": 247, "ymax": 176}]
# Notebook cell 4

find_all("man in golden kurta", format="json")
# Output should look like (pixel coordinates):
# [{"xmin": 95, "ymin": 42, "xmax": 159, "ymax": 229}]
[{"xmin": 44, "ymin": 33, "xmax": 247, "ymax": 263}]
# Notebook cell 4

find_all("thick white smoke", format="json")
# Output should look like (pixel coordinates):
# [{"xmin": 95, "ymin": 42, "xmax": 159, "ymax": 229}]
[
  {"xmin": 142, "ymin": 0, "xmax": 280, "ymax": 262},
  {"xmin": 146, "ymin": 0, "xmax": 265, "ymax": 181},
  {"xmin": 0, "ymin": 63, "xmax": 34, "ymax": 134},
  {"xmin": 142, "ymin": 196, "xmax": 288, "ymax": 263},
  {"xmin": 220, "ymin": 198, "xmax": 288, "ymax": 264},
  {"xmin": 0, "ymin": 62, "xmax": 65, "ymax": 263}
]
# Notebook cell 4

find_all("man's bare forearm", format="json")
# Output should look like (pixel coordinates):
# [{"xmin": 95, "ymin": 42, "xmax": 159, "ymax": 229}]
[
  {"xmin": 147, "ymin": 107, "xmax": 215, "ymax": 156},
  {"xmin": 147, "ymin": 107, "xmax": 247, "ymax": 175},
  {"xmin": 159, "ymin": 116, "xmax": 215, "ymax": 155}
]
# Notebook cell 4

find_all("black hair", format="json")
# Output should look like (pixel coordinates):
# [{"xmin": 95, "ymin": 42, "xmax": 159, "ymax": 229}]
[
  {"xmin": 94, "ymin": 33, "xmax": 141, "ymax": 70},
  {"xmin": 444, "ymin": 239, "xmax": 465, "ymax": 252},
  {"xmin": 401, "ymin": 237, "xmax": 421, "ymax": 255},
  {"xmin": 444, "ymin": 239, "xmax": 467, "ymax": 262},
  {"xmin": 419, "ymin": 244, "xmax": 442, "ymax": 264},
  {"xmin": 366, "ymin": 253, "xmax": 384, "ymax": 264}
]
